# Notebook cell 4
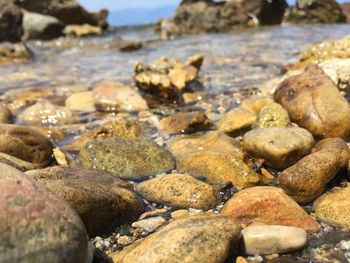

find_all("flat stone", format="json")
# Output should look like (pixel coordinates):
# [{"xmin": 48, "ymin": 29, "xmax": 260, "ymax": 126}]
[
  {"xmin": 79, "ymin": 137, "xmax": 175, "ymax": 180},
  {"xmin": 221, "ymin": 186, "xmax": 320, "ymax": 233},
  {"xmin": 241, "ymin": 225, "xmax": 307, "ymax": 255},
  {"xmin": 243, "ymin": 127, "xmax": 314, "ymax": 169},
  {"xmin": 136, "ymin": 173, "xmax": 220, "ymax": 210},
  {"xmin": 132, "ymin": 217, "xmax": 167, "ymax": 232},
  {"xmin": 112, "ymin": 213, "xmax": 241, "ymax": 263},
  {"xmin": 0, "ymin": 163, "xmax": 89, "ymax": 263}
]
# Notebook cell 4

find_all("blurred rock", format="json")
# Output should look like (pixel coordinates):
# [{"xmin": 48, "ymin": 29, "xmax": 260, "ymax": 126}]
[
  {"xmin": 64, "ymin": 23, "xmax": 102, "ymax": 37},
  {"xmin": 22, "ymin": 11, "xmax": 64, "ymax": 40},
  {"xmin": 0, "ymin": 42, "xmax": 32, "ymax": 63},
  {"xmin": 0, "ymin": 1, "xmax": 23, "ymax": 42},
  {"xmin": 284, "ymin": 0, "xmax": 346, "ymax": 24}
]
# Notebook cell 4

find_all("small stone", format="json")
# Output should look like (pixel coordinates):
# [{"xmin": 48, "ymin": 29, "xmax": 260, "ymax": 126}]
[
  {"xmin": 221, "ymin": 186, "xmax": 320, "ymax": 233},
  {"xmin": 136, "ymin": 173, "xmax": 220, "ymax": 210},
  {"xmin": 253, "ymin": 103, "xmax": 290, "ymax": 128},
  {"xmin": 139, "ymin": 208, "xmax": 168, "ymax": 220},
  {"xmin": 243, "ymin": 127, "xmax": 314, "ymax": 169},
  {"xmin": 52, "ymin": 147, "xmax": 71, "ymax": 167},
  {"xmin": 17, "ymin": 101, "xmax": 78, "ymax": 126},
  {"xmin": 236, "ymin": 256, "xmax": 249, "ymax": 263},
  {"xmin": 132, "ymin": 217, "xmax": 167, "ymax": 232},
  {"xmin": 241, "ymin": 225, "xmax": 307, "ymax": 255},
  {"xmin": 176, "ymin": 150, "xmax": 260, "ymax": 188},
  {"xmin": 79, "ymin": 137, "xmax": 175, "ymax": 180},
  {"xmin": 112, "ymin": 213, "xmax": 241, "ymax": 263},
  {"xmin": 65, "ymin": 91, "xmax": 96, "ymax": 113},
  {"xmin": 94, "ymin": 80, "xmax": 148, "ymax": 112},
  {"xmin": 159, "ymin": 111, "xmax": 211, "ymax": 135},
  {"xmin": 171, "ymin": 209, "xmax": 189, "ymax": 219},
  {"xmin": 0, "ymin": 124, "xmax": 53, "ymax": 168}
]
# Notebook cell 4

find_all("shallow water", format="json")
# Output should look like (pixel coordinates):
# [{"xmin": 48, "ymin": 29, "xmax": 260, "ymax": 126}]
[{"xmin": 2, "ymin": 24, "xmax": 350, "ymax": 94}]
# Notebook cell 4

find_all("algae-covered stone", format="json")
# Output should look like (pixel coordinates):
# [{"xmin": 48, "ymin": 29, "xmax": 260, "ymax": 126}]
[
  {"xmin": 112, "ymin": 213, "xmax": 241, "ymax": 263},
  {"xmin": 176, "ymin": 150, "xmax": 260, "ymax": 188},
  {"xmin": 253, "ymin": 103, "xmax": 290, "ymax": 129},
  {"xmin": 136, "ymin": 173, "xmax": 220, "ymax": 210},
  {"xmin": 79, "ymin": 137, "xmax": 176, "ymax": 180}
]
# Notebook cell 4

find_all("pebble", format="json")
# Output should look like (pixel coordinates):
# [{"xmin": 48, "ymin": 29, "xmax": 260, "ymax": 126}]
[
  {"xmin": 132, "ymin": 217, "xmax": 167, "ymax": 232},
  {"xmin": 65, "ymin": 91, "xmax": 96, "ymax": 112},
  {"xmin": 241, "ymin": 225, "xmax": 307, "ymax": 255}
]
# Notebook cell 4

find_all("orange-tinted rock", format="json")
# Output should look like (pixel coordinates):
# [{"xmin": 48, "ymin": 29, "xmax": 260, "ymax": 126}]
[
  {"xmin": 221, "ymin": 186, "xmax": 320, "ymax": 233},
  {"xmin": 279, "ymin": 138, "xmax": 350, "ymax": 203},
  {"xmin": 275, "ymin": 65, "xmax": 350, "ymax": 139}
]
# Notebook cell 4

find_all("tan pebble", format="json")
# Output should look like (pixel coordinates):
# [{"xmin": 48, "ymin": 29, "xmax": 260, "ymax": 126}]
[
  {"xmin": 139, "ymin": 208, "xmax": 167, "ymax": 220},
  {"xmin": 236, "ymin": 256, "xmax": 248, "ymax": 263},
  {"xmin": 171, "ymin": 209, "xmax": 189, "ymax": 219}
]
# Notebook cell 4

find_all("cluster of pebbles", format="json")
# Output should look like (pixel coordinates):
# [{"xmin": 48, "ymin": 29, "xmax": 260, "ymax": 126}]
[{"xmin": 2, "ymin": 34, "xmax": 350, "ymax": 263}]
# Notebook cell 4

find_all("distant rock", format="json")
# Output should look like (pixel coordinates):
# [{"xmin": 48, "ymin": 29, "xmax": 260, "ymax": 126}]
[
  {"xmin": 14, "ymin": 0, "xmax": 109, "ymax": 28},
  {"xmin": 0, "ymin": 1, "xmax": 23, "ymax": 42},
  {"xmin": 64, "ymin": 24, "xmax": 102, "ymax": 37},
  {"xmin": 163, "ymin": 0, "xmax": 288, "ymax": 35},
  {"xmin": 0, "ymin": 42, "xmax": 32, "ymax": 63},
  {"xmin": 22, "ymin": 11, "xmax": 64, "ymax": 40},
  {"xmin": 284, "ymin": 0, "xmax": 346, "ymax": 24},
  {"xmin": 342, "ymin": 3, "xmax": 350, "ymax": 23}
]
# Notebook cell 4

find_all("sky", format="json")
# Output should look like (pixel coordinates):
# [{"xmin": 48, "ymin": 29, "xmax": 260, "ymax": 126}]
[{"xmin": 79, "ymin": 0, "xmax": 348, "ymax": 11}]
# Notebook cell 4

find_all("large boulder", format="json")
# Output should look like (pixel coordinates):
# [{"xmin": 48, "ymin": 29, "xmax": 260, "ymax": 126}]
[
  {"xmin": 22, "ymin": 11, "xmax": 64, "ymax": 40},
  {"xmin": 0, "ymin": 163, "xmax": 89, "ymax": 263},
  {"xmin": 0, "ymin": 1, "xmax": 23, "ymax": 42},
  {"xmin": 284, "ymin": 0, "xmax": 346, "ymax": 24},
  {"xmin": 13, "ymin": 0, "xmax": 108, "ymax": 28},
  {"xmin": 169, "ymin": 0, "xmax": 288, "ymax": 34}
]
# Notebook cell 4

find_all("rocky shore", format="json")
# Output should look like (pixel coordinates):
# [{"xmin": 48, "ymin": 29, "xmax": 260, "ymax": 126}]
[{"xmin": 2, "ymin": 1, "xmax": 350, "ymax": 263}]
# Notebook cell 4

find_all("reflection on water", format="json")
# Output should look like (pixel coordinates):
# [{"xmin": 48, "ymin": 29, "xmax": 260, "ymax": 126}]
[{"xmin": 2, "ymin": 24, "xmax": 350, "ymax": 93}]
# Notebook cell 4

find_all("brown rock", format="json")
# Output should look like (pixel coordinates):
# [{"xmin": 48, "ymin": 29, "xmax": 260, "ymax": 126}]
[
  {"xmin": 160, "ymin": 111, "xmax": 211, "ymax": 135},
  {"xmin": 243, "ymin": 127, "xmax": 314, "ymax": 169},
  {"xmin": 168, "ymin": 131, "xmax": 243, "ymax": 157},
  {"xmin": 0, "ymin": 1, "xmax": 23, "ymax": 42},
  {"xmin": 253, "ymin": 103, "xmax": 290, "ymax": 129},
  {"xmin": 93, "ymin": 80, "xmax": 148, "ymax": 112},
  {"xmin": 275, "ymin": 65, "xmax": 350, "ymax": 139},
  {"xmin": 0, "ymin": 103, "xmax": 11, "ymax": 123},
  {"xmin": 65, "ymin": 91, "xmax": 96, "ymax": 112},
  {"xmin": 136, "ymin": 173, "xmax": 220, "ymax": 210},
  {"xmin": 0, "ymin": 43, "xmax": 32, "ymax": 63},
  {"xmin": 0, "ymin": 163, "xmax": 89, "ymax": 262},
  {"xmin": 26, "ymin": 166, "xmax": 143, "ymax": 236},
  {"xmin": 314, "ymin": 185, "xmax": 350, "ymax": 228},
  {"xmin": 0, "ymin": 152, "xmax": 35, "ymax": 171},
  {"xmin": 279, "ymin": 138, "xmax": 350, "ymax": 203},
  {"xmin": 65, "ymin": 119, "xmax": 144, "ymax": 151},
  {"xmin": 221, "ymin": 186, "xmax": 320, "ymax": 233},
  {"xmin": 112, "ymin": 213, "xmax": 241, "ymax": 263},
  {"xmin": 176, "ymin": 150, "xmax": 260, "ymax": 188},
  {"xmin": 0, "ymin": 124, "xmax": 53, "ymax": 168}
]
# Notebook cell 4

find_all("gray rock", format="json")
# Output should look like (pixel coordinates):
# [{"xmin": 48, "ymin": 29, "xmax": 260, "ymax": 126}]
[
  {"xmin": 79, "ymin": 137, "xmax": 176, "ymax": 180},
  {"xmin": 0, "ymin": 163, "xmax": 89, "ymax": 263},
  {"xmin": 22, "ymin": 11, "xmax": 64, "ymax": 40},
  {"xmin": 241, "ymin": 225, "xmax": 307, "ymax": 255},
  {"xmin": 0, "ymin": 1, "xmax": 23, "ymax": 42}
]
